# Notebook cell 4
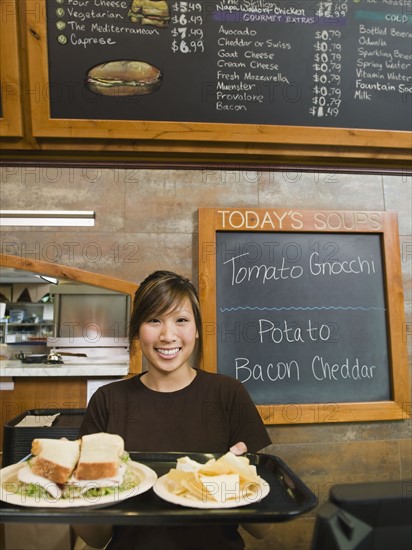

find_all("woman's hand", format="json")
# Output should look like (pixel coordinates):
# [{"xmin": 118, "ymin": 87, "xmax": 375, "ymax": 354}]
[
  {"xmin": 229, "ymin": 441, "xmax": 247, "ymax": 455},
  {"xmin": 231, "ymin": 442, "xmax": 273, "ymax": 540}
]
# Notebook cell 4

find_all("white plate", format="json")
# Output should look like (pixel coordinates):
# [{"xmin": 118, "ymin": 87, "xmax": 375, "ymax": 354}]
[
  {"xmin": 153, "ymin": 474, "xmax": 270, "ymax": 509},
  {"xmin": 0, "ymin": 460, "xmax": 157, "ymax": 508}
]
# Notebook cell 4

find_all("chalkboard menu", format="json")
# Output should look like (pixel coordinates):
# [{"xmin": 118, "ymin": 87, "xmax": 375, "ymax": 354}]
[
  {"xmin": 21, "ymin": 0, "xmax": 411, "ymax": 158},
  {"xmin": 198, "ymin": 209, "xmax": 410, "ymax": 424},
  {"xmin": 43, "ymin": 0, "xmax": 411, "ymax": 130},
  {"xmin": 216, "ymin": 231, "xmax": 390, "ymax": 405}
]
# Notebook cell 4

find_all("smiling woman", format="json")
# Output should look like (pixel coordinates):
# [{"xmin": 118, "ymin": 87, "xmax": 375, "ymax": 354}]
[
  {"xmin": 137, "ymin": 296, "xmax": 199, "ymax": 391},
  {"xmin": 129, "ymin": 271, "xmax": 201, "ymax": 391},
  {"xmin": 129, "ymin": 270, "xmax": 203, "ymax": 368},
  {"xmin": 77, "ymin": 269, "xmax": 271, "ymax": 550}
]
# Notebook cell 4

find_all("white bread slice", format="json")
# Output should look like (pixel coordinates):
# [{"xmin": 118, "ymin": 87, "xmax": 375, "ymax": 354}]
[
  {"xmin": 30, "ymin": 438, "xmax": 80, "ymax": 484},
  {"xmin": 74, "ymin": 433, "xmax": 124, "ymax": 480}
]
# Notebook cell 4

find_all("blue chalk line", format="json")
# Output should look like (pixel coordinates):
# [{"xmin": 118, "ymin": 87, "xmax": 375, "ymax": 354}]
[{"xmin": 219, "ymin": 306, "xmax": 385, "ymax": 312}]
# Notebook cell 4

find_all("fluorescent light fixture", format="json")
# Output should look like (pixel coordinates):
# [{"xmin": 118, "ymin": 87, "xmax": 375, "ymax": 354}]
[{"xmin": 0, "ymin": 210, "xmax": 95, "ymax": 227}]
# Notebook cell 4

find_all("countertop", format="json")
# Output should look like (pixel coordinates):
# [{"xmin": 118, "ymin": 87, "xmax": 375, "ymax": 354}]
[{"xmin": 0, "ymin": 359, "xmax": 129, "ymax": 377}]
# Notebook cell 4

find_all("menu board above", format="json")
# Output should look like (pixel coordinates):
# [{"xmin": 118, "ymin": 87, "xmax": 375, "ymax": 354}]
[
  {"xmin": 45, "ymin": 0, "xmax": 412, "ymax": 128},
  {"xmin": 24, "ymin": 0, "xmax": 411, "ymax": 153}
]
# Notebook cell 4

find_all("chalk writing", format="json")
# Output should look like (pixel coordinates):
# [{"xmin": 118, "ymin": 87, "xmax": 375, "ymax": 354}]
[
  {"xmin": 216, "ymin": 231, "xmax": 391, "ymax": 404},
  {"xmin": 45, "ymin": 1, "xmax": 411, "ymax": 129}
]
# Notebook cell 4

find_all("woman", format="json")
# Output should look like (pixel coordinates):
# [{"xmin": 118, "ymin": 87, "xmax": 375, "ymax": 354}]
[{"xmin": 75, "ymin": 271, "xmax": 271, "ymax": 549}]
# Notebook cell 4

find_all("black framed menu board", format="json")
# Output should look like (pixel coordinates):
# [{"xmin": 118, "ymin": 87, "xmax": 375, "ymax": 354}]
[
  {"xmin": 198, "ymin": 208, "xmax": 410, "ymax": 424},
  {"xmin": 25, "ymin": 0, "xmax": 411, "ymax": 155}
]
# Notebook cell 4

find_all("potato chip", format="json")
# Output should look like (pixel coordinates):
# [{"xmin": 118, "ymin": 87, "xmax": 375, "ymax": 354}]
[
  {"xmin": 181, "ymin": 474, "xmax": 207, "ymax": 501},
  {"xmin": 167, "ymin": 469, "xmax": 193, "ymax": 483},
  {"xmin": 199, "ymin": 473, "xmax": 241, "ymax": 503},
  {"xmin": 165, "ymin": 469, "xmax": 194, "ymax": 496},
  {"xmin": 164, "ymin": 452, "xmax": 262, "ymax": 503},
  {"xmin": 176, "ymin": 457, "xmax": 202, "ymax": 472}
]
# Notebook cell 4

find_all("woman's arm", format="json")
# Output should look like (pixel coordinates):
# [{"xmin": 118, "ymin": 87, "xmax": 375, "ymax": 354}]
[
  {"xmin": 241, "ymin": 523, "xmax": 273, "ymax": 539},
  {"xmin": 72, "ymin": 524, "xmax": 113, "ymax": 549},
  {"xmin": 231, "ymin": 442, "xmax": 273, "ymax": 540}
]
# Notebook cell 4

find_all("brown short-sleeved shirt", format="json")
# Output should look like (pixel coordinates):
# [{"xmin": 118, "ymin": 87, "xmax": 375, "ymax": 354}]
[
  {"xmin": 80, "ymin": 369, "xmax": 271, "ymax": 453},
  {"xmin": 80, "ymin": 369, "xmax": 271, "ymax": 550}
]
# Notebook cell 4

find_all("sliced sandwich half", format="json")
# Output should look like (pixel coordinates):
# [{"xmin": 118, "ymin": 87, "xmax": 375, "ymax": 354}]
[
  {"xmin": 74, "ymin": 432, "xmax": 125, "ymax": 480},
  {"xmin": 30, "ymin": 438, "xmax": 80, "ymax": 484}
]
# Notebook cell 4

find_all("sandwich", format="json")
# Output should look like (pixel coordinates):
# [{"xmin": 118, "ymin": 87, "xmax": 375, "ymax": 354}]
[
  {"xmin": 128, "ymin": 0, "xmax": 170, "ymax": 27},
  {"xmin": 13, "ymin": 433, "xmax": 139, "ymax": 500},
  {"xmin": 30, "ymin": 438, "xmax": 80, "ymax": 484},
  {"xmin": 75, "ymin": 432, "xmax": 124, "ymax": 480},
  {"xmin": 86, "ymin": 60, "xmax": 162, "ymax": 97}
]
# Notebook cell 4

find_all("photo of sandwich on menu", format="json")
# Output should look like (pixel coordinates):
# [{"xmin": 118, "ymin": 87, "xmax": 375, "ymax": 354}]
[
  {"xmin": 128, "ymin": 0, "xmax": 171, "ymax": 28},
  {"xmin": 86, "ymin": 60, "xmax": 162, "ymax": 97}
]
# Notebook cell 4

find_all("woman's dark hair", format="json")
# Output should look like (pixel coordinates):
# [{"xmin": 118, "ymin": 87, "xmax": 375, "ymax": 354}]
[{"xmin": 129, "ymin": 271, "xmax": 203, "ymax": 366}]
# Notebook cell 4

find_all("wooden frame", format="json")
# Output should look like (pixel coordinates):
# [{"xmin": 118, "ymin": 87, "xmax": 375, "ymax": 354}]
[
  {"xmin": 23, "ymin": 0, "xmax": 411, "ymax": 161},
  {"xmin": 0, "ymin": 254, "xmax": 141, "ymax": 372},
  {"xmin": 0, "ymin": 0, "xmax": 23, "ymax": 137},
  {"xmin": 198, "ymin": 208, "xmax": 410, "ymax": 424}
]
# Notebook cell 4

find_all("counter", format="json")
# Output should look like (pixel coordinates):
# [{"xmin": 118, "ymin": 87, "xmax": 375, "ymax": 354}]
[{"xmin": 0, "ymin": 359, "xmax": 129, "ymax": 377}]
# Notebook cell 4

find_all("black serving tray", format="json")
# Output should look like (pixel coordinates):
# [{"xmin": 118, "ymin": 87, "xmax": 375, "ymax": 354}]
[
  {"xmin": 2, "ymin": 409, "xmax": 86, "ymax": 467},
  {"xmin": 0, "ymin": 452, "xmax": 317, "ymax": 525}
]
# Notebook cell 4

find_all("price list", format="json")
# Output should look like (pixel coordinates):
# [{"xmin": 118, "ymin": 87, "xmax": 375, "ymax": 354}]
[
  {"xmin": 310, "ymin": 1, "xmax": 347, "ymax": 119},
  {"xmin": 170, "ymin": 2, "xmax": 204, "ymax": 54},
  {"xmin": 44, "ymin": 0, "xmax": 412, "ymax": 131}
]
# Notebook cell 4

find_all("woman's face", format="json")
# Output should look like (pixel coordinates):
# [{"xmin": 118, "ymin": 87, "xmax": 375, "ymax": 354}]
[{"xmin": 138, "ymin": 296, "xmax": 198, "ymax": 376}]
